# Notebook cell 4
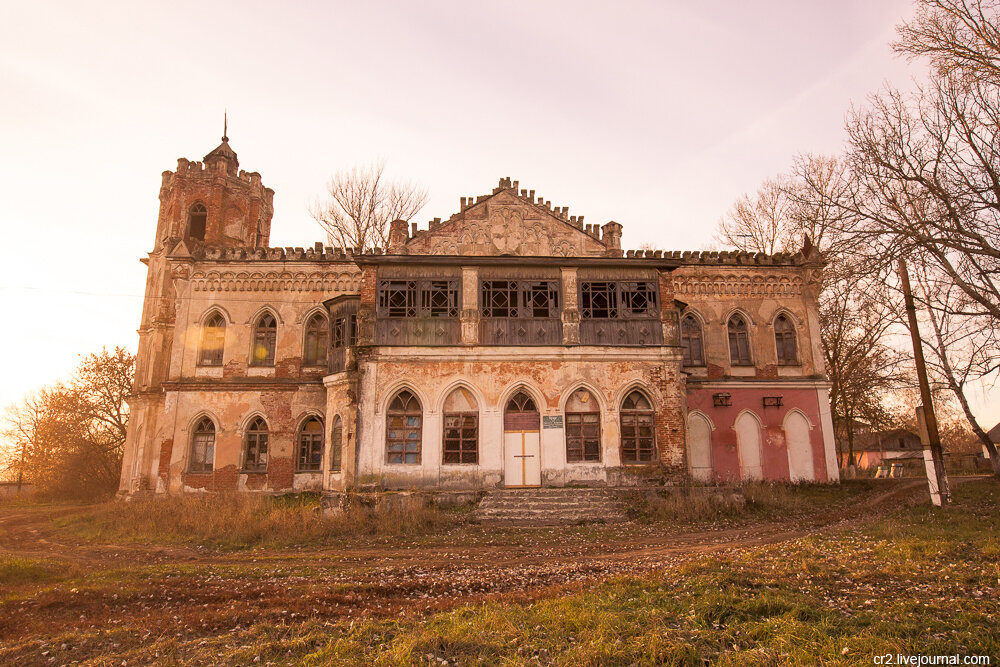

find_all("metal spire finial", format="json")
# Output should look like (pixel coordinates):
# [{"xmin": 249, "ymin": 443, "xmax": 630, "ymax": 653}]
[{"xmin": 222, "ymin": 110, "xmax": 228, "ymax": 143}]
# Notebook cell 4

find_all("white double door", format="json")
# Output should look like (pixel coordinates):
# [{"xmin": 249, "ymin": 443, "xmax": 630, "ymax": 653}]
[{"xmin": 503, "ymin": 430, "xmax": 541, "ymax": 488}]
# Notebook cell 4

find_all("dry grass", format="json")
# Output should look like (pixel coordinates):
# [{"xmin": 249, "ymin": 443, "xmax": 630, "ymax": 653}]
[
  {"xmin": 634, "ymin": 480, "xmax": 880, "ymax": 524},
  {"xmin": 61, "ymin": 492, "xmax": 461, "ymax": 549}
]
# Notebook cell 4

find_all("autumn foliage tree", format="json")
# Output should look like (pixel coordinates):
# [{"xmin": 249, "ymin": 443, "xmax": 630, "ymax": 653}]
[{"xmin": 2, "ymin": 347, "xmax": 134, "ymax": 500}]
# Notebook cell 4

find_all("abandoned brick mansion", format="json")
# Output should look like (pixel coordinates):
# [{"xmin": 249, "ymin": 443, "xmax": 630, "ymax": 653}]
[{"xmin": 118, "ymin": 135, "xmax": 840, "ymax": 497}]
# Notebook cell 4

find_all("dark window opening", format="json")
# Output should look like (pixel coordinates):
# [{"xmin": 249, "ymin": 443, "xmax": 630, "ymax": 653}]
[
  {"xmin": 297, "ymin": 417, "xmax": 324, "ymax": 472},
  {"xmin": 330, "ymin": 416, "xmax": 343, "ymax": 473},
  {"xmin": 774, "ymin": 314, "xmax": 798, "ymax": 365},
  {"xmin": 728, "ymin": 315, "xmax": 752, "ymax": 366},
  {"xmin": 423, "ymin": 280, "xmax": 460, "ymax": 317},
  {"xmin": 386, "ymin": 390, "xmax": 421, "ymax": 464},
  {"xmin": 188, "ymin": 202, "xmax": 207, "ymax": 242},
  {"xmin": 377, "ymin": 280, "xmax": 459, "ymax": 318},
  {"xmin": 621, "ymin": 282, "xmax": 656, "ymax": 317},
  {"xmin": 380, "ymin": 280, "xmax": 417, "ymax": 317},
  {"xmin": 243, "ymin": 417, "xmax": 268, "ymax": 472},
  {"xmin": 443, "ymin": 413, "xmax": 478, "ymax": 464},
  {"xmin": 482, "ymin": 280, "xmax": 518, "ymax": 318},
  {"xmin": 581, "ymin": 281, "xmax": 618, "ymax": 319},
  {"xmin": 681, "ymin": 314, "xmax": 704, "ymax": 366}
]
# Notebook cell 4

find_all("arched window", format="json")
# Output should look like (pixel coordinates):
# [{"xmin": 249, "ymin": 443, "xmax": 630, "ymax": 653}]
[
  {"xmin": 297, "ymin": 417, "xmax": 324, "ymax": 472},
  {"xmin": 728, "ymin": 314, "xmax": 752, "ymax": 366},
  {"xmin": 199, "ymin": 312, "xmax": 226, "ymax": 366},
  {"xmin": 386, "ymin": 390, "xmax": 421, "ymax": 464},
  {"xmin": 303, "ymin": 313, "xmax": 328, "ymax": 366},
  {"xmin": 680, "ymin": 314, "xmax": 704, "ymax": 366},
  {"xmin": 504, "ymin": 391, "xmax": 540, "ymax": 430},
  {"xmin": 620, "ymin": 390, "xmax": 655, "ymax": 463},
  {"xmin": 251, "ymin": 312, "xmax": 277, "ymax": 366},
  {"xmin": 330, "ymin": 416, "xmax": 343, "ymax": 473},
  {"xmin": 565, "ymin": 389, "xmax": 600, "ymax": 462},
  {"xmin": 774, "ymin": 314, "xmax": 798, "ymax": 365},
  {"xmin": 189, "ymin": 417, "xmax": 215, "ymax": 473},
  {"xmin": 443, "ymin": 387, "xmax": 478, "ymax": 464},
  {"xmin": 188, "ymin": 202, "xmax": 207, "ymax": 242},
  {"xmin": 243, "ymin": 417, "xmax": 268, "ymax": 472}
]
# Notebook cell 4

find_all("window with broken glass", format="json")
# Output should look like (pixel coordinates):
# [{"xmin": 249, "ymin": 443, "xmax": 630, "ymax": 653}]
[
  {"xmin": 242, "ymin": 417, "xmax": 269, "ymax": 472},
  {"xmin": 376, "ymin": 279, "xmax": 460, "ymax": 345},
  {"xmin": 297, "ymin": 417, "xmax": 324, "ymax": 472},
  {"xmin": 480, "ymin": 280, "xmax": 561, "ymax": 345},
  {"xmin": 579, "ymin": 281, "xmax": 662, "ymax": 345}
]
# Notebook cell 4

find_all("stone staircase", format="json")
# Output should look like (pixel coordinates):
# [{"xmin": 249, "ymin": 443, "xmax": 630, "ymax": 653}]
[{"xmin": 474, "ymin": 487, "xmax": 629, "ymax": 525}]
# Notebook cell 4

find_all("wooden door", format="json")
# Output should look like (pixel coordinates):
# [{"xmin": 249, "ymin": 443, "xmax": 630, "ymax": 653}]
[{"xmin": 504, "ymin": 430, "xmax": 541, "ymax": 488}]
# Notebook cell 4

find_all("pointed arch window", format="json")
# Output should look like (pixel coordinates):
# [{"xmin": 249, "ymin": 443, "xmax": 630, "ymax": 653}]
[
  {"xmin": 251, "ymin": 312, "xmax": 277, "ymax": 366},
  {"xmin": 304, "ymin": 313, "xmax": 328, "ymax": 366},
  {"xmin": 680, "ymin": 314, "xmax": 704, "ymax": 366},
  {"xmin": 188, "ymin": 202, "xmax": 207, "ymax": 241},
  {"xmin": 330, "ymin": 416, "xmax": 343, "ymax": 473},
  {"xmin": 728, "ymin": 314, "xmax": 752, "ymax": 366},
  {"xmin": 243, "ymin": 417, "xmax": 269, "ymax": 472},
  {"xmin": 774, "ymin": 314, "xmax": 798, "ymax": 365},
  {"xmin": 199, "ymin": 312, "xmax": 226, "ymax": 366},
  {"xmin": 297, "ymin": 417, "xmax": 324, "ymax": 472},
  {"xmin": 189, "ymin": 417, "xmax": 215, "ymax": 473},
  {"xmin": 386, "ymin": 390, "xmax": 422, "ymax": 464},
  {"xmin": 565, "ymin": 389, "xmax": 601, "ymax": 462},
  {"xmin": 443, "ymin": 387, "xmax": 478, "ymax": 464},
  {"xmin": 504, "ymin": 391, "xmax": 540, "ymax": 430},
  {"xmin": 620, "ymin": 390, "xmax": 656, "ymax": 463}
]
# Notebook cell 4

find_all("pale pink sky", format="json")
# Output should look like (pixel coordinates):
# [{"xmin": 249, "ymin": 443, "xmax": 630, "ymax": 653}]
[{"xmin": 1, "ymin": 1, "xmax": 996, "ymax": 427}]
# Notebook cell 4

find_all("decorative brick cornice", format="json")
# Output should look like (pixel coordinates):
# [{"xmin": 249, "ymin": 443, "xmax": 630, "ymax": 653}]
[
  {"xmin": 672, "ymin": 274, "xmax": 804, "ymax": 298},
  {"xmin": 189, "ymin": 269, "xmax": 361, "ymax": 293}
]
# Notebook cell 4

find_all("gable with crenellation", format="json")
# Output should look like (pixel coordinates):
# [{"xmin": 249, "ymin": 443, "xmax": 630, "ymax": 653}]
[{"xmin": 405, "ymin": 181, "xmax": 609, "ymax": 257}]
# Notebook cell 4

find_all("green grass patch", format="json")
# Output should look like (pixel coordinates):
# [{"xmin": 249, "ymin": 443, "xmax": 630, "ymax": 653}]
[{"xmin": 0, "ymin": 554, "xmax": 71, "ymax": 588}]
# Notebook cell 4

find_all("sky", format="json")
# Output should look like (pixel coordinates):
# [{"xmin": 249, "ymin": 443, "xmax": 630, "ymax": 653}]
[{"xmin": 1, "ymin": 0, "xmax": 996, "ymax": 429}]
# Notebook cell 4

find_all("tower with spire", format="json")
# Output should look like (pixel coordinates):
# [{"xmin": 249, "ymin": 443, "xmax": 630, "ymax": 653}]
[{"xmin": 152, "ymin": 120, "xmax": 274, "ymax": 252}]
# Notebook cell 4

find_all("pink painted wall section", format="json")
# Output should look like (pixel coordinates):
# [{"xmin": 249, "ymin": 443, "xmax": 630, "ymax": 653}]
[{"xmin": 687, "ymin": 387, "xmax": 831, "ymax": 482}]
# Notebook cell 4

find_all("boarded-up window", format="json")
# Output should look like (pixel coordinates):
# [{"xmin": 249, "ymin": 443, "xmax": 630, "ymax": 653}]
[
  {"xmin": 728, "ymin": 314, "xmax": 752, "ymax": 366},
  {"xmin": 565, "ymin": 389, "xmax": 601, "ymax": 462},
  {"xmin": 504, "ymin": 391, "xmax": 540, "ymax": 430},
  {"xmin": 251, "ymin": 312, "xmax": 277, "ymax": 366},
  {"xmin": 386, "ymin": 390, "xmax": 421, "ymax": 464},
  {"xmin": 330, "ymin": 416, "xmax": 343, "ymax": 473},
  {"xmin": 199, "ymin": 312, "xmax": 226, "ymax": 366},
  {"xmin": 620, "ymin": 390, "xmax": 655, "ymax": 463},
  {"xmin": 774, "ymin": 314, "xmax": 798, "ymax": 364},
  {"xmin": 304, "ymin": 314, "xmax": 328, "ymax": 366},
  {"xmin": 189, "ymin": 417, "xmax": 215, "ymax": 472},
  {"xmin": 243, "ymin": 417, "xmax": 268, "ymax": 472},
  {"xmin": 297, "ymin": 417, "xmax": 324, "ymax": 472},
  {"xmin": 681, "ymin": 314, "xmax": 704, "ymax": 366}
]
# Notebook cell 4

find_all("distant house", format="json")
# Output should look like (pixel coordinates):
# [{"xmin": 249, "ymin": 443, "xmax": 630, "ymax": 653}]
[
  {"xmin": 840, "ymin": 428, "xmax": 923, "ymax": 470},
  {"xmin": 987, "ymin": 422, "xmax": 1000, "ymax": 459}
]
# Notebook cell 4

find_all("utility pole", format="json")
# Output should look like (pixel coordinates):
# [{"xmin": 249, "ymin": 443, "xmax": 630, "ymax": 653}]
[{"xmin": 898, "ymin": 258, "xmax": 951, "ymax": 506}]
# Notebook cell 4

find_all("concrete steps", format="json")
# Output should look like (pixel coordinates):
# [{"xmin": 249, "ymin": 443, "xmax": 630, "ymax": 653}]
[{"xmin": 474, "ymin": 487, "xmax": 629, "ymax": 525}]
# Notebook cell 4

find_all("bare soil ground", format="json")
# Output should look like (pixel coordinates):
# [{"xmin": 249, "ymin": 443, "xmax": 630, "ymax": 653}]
[{"xmin": 0, "ymin": 480, "xmax": 940, "ymax": 665}]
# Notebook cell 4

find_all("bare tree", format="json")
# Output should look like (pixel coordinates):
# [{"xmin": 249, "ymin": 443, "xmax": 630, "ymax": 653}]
[
  {"xmin": 894, "ymin": 0, "xmax": 1000, "ymax": 81},
  {"xmin": 311, "ymin": 161, "xmax": 428, "ymax": 251},
  {"xmin": 714, "ymin": 178, "xmax": 795, "ymax": 254},
  {"xmin": 911, "ymin": 258, "xmax": 1000, "ymax": 473}
]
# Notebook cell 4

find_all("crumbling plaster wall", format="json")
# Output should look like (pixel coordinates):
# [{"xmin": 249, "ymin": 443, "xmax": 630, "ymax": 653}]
[{"xmin": 354, "ymin": 347, "xmax": 687, "ymax": 490}]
